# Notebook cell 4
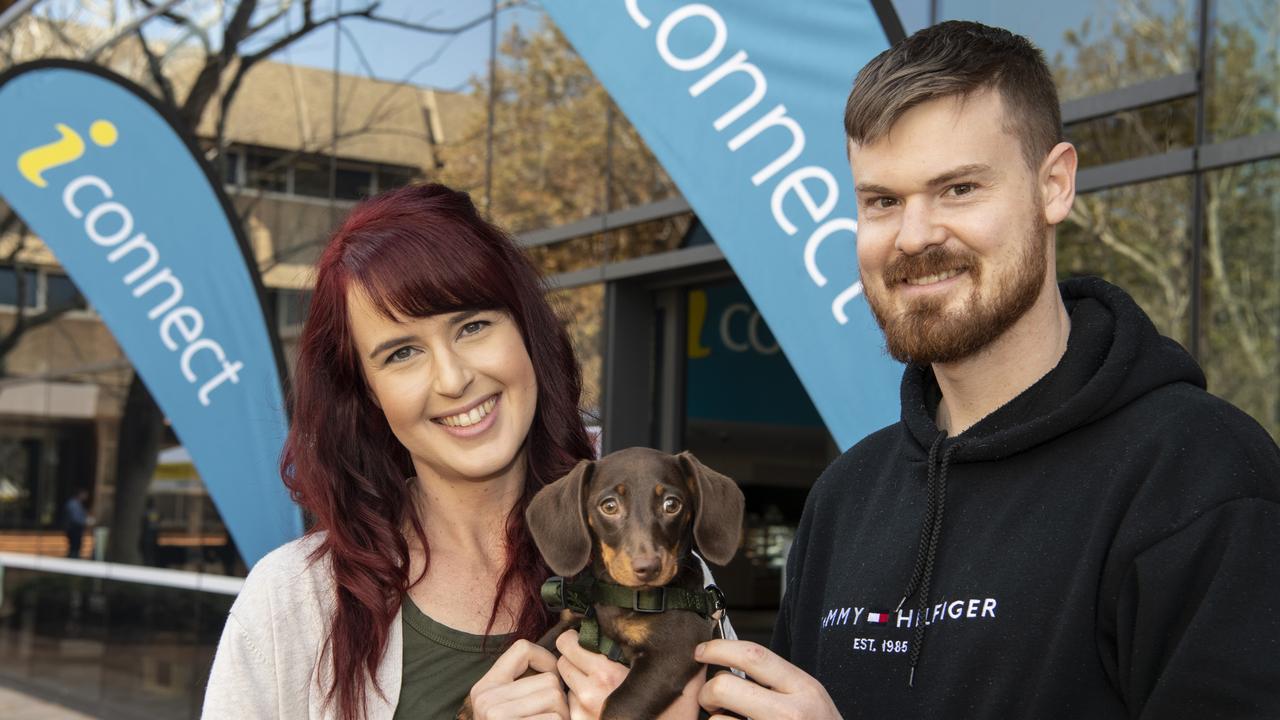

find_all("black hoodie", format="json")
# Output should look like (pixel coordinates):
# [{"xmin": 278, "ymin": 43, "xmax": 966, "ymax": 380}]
[{"xmin": 771, "ymin": 277, "xmax": 1280, "ymax": 718}]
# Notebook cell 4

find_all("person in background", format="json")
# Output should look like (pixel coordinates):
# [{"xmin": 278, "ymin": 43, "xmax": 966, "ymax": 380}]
[
  {"xmin": 695, "ymin": 20, "xmax": 1280, "ymax": 719},
  {"xmin": 139, "ymin": 497, "xmax": 160, "ymax": 567},
  {"xmin": 63, "ymin": 489, "xmax": 90, "ymax": 559}
]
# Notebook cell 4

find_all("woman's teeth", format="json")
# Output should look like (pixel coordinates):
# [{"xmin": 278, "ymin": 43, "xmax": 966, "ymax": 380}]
[
  {"xmin": 440, "ymin": 396, "xmax": 497, "ymax": 427},
  {"xmin": 906, "ymin": 268, "xmax": 963, "ymax": 286}
]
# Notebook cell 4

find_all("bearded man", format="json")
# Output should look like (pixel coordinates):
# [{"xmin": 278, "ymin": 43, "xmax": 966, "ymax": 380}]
[{"xmin": 694, "ymin": 20, "xmax": 1280, "ymax": 720}]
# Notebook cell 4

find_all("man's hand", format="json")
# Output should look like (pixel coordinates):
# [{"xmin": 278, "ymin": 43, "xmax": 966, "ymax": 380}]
[
  {"xmin": 556, "ymin": 629, "xmax": 706, "ymax": 720},
  {"xmin": 695, "ymin": 639, "xmax": 842, "ymax": 720},
  {"xmin": 467, "ymin": 639, "xmax": 570, "ymax": 720}
]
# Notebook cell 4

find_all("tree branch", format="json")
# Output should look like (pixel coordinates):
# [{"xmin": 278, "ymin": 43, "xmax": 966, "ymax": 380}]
[
  {"xmin": 363, "ymin": 1, "xmax": 525, "ymax": 35},
  {"xmin": 240, "ymin": 3, "xmax": 377, "ymax": 68},
  {"xmin": 135, "ymin": 25, "xmax": 177, "ymax": 109}
]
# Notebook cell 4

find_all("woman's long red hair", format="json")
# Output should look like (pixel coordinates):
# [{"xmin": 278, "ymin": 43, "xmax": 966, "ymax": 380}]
[{"xmin": 281, "ymin": 184, "xmax": 594, "ymax": 719}]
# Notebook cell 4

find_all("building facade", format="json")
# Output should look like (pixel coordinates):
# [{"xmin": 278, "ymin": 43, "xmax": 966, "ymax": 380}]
[{"xmin": 0, "ymin": 0, "xmax": 1275, "ymax": 717}]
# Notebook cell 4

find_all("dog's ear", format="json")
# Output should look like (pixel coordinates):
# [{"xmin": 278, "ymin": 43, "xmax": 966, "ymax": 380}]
[
  {"xmin": 526, "ymin": 459, "xmax": 594, "ymax": 576},
  {"xmin": 677, "ymin": 451, "xmax": 744, "ymax": 566}
]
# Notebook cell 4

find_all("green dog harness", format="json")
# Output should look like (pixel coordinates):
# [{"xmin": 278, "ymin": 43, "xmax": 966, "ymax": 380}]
[{"xmin": 541, "ymin": 575, "xmax": 728, "ymax": 666}]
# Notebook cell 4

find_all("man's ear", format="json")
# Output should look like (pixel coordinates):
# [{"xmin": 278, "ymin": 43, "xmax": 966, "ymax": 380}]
[
  {"xmin": 526, "ymin": 459, "xmax": 594, "ymax": 576},
  {"xmin": 677, "ymin": 452, "xmax": 744, "ymax": 566},
  {"xmin": 1040, "ymin": 141, "xmax": 1077, "ymax": 226}
]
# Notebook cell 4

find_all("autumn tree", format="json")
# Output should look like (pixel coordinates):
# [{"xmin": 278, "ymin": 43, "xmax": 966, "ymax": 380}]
[{"xmin": 438, "ymin": 17, "xmax": 691, "ymax": 409}]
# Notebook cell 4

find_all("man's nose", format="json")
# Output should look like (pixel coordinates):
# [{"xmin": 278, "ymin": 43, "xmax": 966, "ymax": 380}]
[
  {"xmin": 894, "ymin": 200, "xmax": 946, "ymax": 256},
  {"xmin": 431, "ymin": 347, "xmax": 474, "ymax": 398}
]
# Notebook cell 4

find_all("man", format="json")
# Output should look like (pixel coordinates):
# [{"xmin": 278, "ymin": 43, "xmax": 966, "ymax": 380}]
[
  {"xmin": 64, "ymin": 489, "xmax": 90, "ymax": 559},
  {"xmin": 696, "ymin": 20, "xmax": 1280, "ymax": 719}
]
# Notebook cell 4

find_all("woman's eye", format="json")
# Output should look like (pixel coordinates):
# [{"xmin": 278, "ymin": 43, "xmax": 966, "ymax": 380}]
[
  {"xmin": 599, "ymin": 498, "xmax": 620, "ymax": 516},
  {"xmin": 662, "ymin": 497, "xmax": 682, "ymax": 514},
  {"xmin": 387, "ymin": 347, "xmax": 416, "ymax": 364},
  {"xmin": 460, "ymin": 320, "xmax": 490, "ymax": 337}
]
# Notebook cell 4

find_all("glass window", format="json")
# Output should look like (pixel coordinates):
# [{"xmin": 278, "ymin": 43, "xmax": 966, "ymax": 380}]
[
  {"xmin": 1208, "ymin": 0, "xmax": 1279, "ymax": 142},
  {"xmin": 1200, "ymin": 159, "xmax": 1279, "ymax": 439},
  {"xmin": 606, "ymin": 100, "xmax": 681, "ymax": 216},
  {"xmin": 607, "ymin": 214, "xmax": 694, "ymax": 264},
  {"xmin": 220, "ymin": 149, "xmax": 242, "ymax": 186},
  {"xmin": 1066, "ymin": 97, "xmax": 1196, "ymax": 168},
  {"xmin": 1057, "ymin": 175, "xmax": 1194, "ymax": 346},
  {"xmin": 245, "ymin": 149, "xmax": 287, "ymax": 193},
  {"xmin": 524, "ymin": 233, "xmax": 606, "ymax": 276},
  {"xmin": 333, "ymin": 166, "xmax": 374, "ymax": 200},
  {"xmin": 435, "ymin": 12, "xmax": 610, "ymax": 235},
  {"xmin": 0, "ymin": 266, "xmax": 40, "ymax": 307},
  {"xmin": 291, "ymin": 157, "xmax": 331, "ymax": 198},
  {"xmin": 276, "ymin": 289, "xmax": 312, "ymax": 332},
  {"xmin": 45, "ymin": 273, "xmax": 87, "ymax": 313},
  {"xmin": 937, "ymin": 0, "xmax": 1197, "ymax": 101},
  {"xmin": 377, "ymin": 166, "xmax": 417, "ymax": 191},
  {"xmin": 547, "ymin": 283, "xmax": 604, "ymax": 416}
]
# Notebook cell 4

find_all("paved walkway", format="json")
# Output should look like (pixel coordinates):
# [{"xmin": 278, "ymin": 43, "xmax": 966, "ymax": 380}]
[{"xmin": 0, "ymin": 684, "xmax": 97, "ymax": 719}]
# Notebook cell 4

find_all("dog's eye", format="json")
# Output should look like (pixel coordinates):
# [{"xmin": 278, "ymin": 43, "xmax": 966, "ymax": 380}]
[
  {"xmin": 599, "ymin": 498, "xmax": 620, "ymax": 515},
  {"xmin": 662, "ymin": 497, "xmax": 682, "ymax": 514}
]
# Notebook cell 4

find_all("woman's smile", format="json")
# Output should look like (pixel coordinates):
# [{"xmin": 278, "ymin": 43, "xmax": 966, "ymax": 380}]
[{"xmin": 433, "ymin": 393, "xmax": 501, "ymax": 438}]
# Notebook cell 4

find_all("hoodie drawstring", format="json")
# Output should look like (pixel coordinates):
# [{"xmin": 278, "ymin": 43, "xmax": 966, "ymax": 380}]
[{"xmin": 898, "ymin": 431, "xmax": 959, "ymax": 687}]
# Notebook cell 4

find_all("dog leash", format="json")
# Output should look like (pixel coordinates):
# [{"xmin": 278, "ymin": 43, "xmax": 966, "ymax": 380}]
[{"xmin": 541, "ymin": 575, "xmax": 728, "ymax": 665}]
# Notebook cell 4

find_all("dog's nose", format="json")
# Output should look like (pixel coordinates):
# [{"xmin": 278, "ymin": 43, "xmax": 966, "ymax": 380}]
[{"xmin": 632, "ymin": 555, "xmax": 661, "ymax": 583}]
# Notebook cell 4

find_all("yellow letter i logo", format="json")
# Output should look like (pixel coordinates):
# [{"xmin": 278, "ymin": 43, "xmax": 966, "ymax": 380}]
[{"xmin": 18, "ymin": 119, "xmax": 117, "ymax": 188}]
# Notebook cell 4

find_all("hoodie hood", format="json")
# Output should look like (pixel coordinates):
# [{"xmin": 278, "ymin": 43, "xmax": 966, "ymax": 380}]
[{"xmin": 900, "ymin": 276, "xmax": 1205, "ymax": 462}]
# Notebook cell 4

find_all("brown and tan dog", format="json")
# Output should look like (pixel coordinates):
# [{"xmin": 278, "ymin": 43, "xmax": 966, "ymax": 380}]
[
  {"xmin": 525, "ymin": 447, "xmax": 745, "ymax": 720},
  {"xmin": 455, "ymin": 448, "xmax": 743, "ymax": 720}
]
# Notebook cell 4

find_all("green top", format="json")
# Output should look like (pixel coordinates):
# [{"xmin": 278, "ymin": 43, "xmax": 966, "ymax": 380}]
[{"xmin": 393, "ymin": 596, "xmax": 514, "ymax": 720}]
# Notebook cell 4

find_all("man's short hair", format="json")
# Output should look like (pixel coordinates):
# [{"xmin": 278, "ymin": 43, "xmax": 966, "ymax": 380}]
[{"xmin": 845, "ymin": 21, "xmax": 1062, "ymax": 170}]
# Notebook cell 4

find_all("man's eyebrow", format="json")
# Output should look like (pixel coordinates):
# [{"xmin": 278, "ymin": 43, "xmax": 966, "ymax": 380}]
[
  {"xmin": 854, "ymin": 181, "xmax": 896, "ymax": 195},
  {"xmin": 854, "ymin": 164, "xmax": 995, "ymax": 196},
  {"xmin": 369, "ymin": 334, "xmax": 416, "ymax": 360},
  {"xmin": 925, "ymin": 163, "xmax": 994, "ymax": 189}
]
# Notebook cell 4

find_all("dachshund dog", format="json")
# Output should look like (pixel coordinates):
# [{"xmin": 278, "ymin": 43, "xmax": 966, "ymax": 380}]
[
  {"xmin": 456, "ymin": 448, "xmax": 743, "ymax": 720},
  {"xmin": 526, "ymin": 447, "xmax": 745, "ymax": 720}
]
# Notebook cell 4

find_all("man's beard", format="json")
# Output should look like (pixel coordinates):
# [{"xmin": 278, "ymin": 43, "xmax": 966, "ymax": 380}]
[{"xmin": 863, "ymin": 212, "xmax": 1049, "ymax": 366}]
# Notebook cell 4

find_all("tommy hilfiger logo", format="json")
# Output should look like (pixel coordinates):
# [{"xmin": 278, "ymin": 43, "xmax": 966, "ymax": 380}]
[{"xmin": 821, "ymin": 598, "xmax": 999, "ymax": 629}]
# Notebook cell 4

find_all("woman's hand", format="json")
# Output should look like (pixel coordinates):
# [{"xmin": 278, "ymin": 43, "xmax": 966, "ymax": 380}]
[
  {"xmin": 695, "ymin": 639, "xmax": 842, "ymax": 720},
  {"xmin": 467, "ymin": 639, "xmax": 570, "ymax": 720},
  {"xmin": 555, "ymin": 629, "xmax": 706, "ymax": 720}
]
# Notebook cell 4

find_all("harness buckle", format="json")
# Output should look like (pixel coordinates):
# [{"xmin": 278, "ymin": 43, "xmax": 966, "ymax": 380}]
[
  {"xmin": 541, "ymin": 576, "xmax": 567, "ymax": 611},
  {"xmin": 632, "ymin": 587, "xmax": 666, "ymax": 613}
]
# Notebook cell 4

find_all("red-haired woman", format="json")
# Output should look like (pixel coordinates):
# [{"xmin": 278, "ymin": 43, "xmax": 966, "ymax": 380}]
[{"xmin": 201, "ymin": 184, "xmax": 703, "ymax": 720}]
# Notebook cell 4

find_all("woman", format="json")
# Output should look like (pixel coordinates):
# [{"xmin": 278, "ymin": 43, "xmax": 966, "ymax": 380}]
[{"xmin": 202, "ymin": 184, "xmax": 704, "ymax": 719}]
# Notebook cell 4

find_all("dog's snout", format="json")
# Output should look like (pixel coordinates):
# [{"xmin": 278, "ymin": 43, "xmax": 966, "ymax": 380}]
[{"xmin": 631, "ymin": 554, "xmax": 661, "ymax": 582}]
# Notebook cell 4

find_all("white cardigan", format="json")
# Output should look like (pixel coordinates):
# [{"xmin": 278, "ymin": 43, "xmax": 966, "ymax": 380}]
[
  {"xmin": 200, "ymin": 534, "xmax": 736, "ymax": 719},
  {"xmin": 201, "ymin": 533, "xmax": 403, "ymax": 720}
]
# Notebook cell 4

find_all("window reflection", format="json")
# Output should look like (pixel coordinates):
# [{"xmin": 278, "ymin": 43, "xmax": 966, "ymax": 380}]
[
  {"xmin": 1058, "ymin": 175, "xmax": 1194, "ymax": 345},
  {"xmin": 1201, "ymin": 159, "xmax": 1280, "ymax": 439},
  {"xmin": 1209, "ymin": 0, "xmax": 1280, "ymax": 142},
  {"xmin": 939, "ymin": 0, "xmax": 1197, "ymax": 100}
]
